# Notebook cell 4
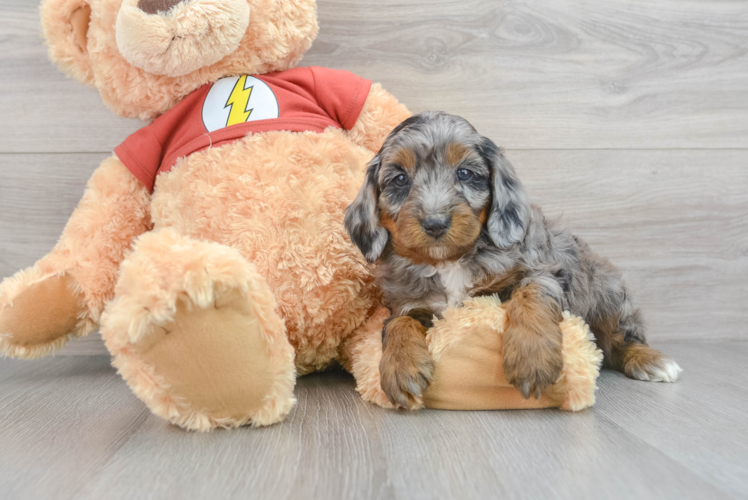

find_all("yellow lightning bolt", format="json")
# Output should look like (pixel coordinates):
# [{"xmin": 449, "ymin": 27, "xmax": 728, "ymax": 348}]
[{"xmin": 225, "ymin": 75, "xmax": 253, "ymax": 127}]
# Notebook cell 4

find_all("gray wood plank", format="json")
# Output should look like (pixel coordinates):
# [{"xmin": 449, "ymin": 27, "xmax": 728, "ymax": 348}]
[
  {"xmin": 58, "ymin": 332, "xmax": 110, "ymax": 356},
  {"xmin": 654, "ymin": 340, "xmax": 748, "ymax": 388},
  {"xmin": 0, "ymin": 1, "xmax": 143, "ymax": 153},
  {"xmin": 365, "ymin": 404, "xmax": 730, "ymax": 500},
  {"xmin": 0, "ymin": 154, "xmax": 104, "ymax": 273},
  {"xmin": 0, "ymin": 0, "xmax": 747, "ymax": 152},
  {"xmin": 2, "ymin": 151, "xmax": 745, "ymax": 349},
  {"xmin": 1, "ymin": 342, "xmax": 744, "ymax": 500},
  {"xmin": 0, "ymin": 357, "xmax": 150, "ymax": 500},
  {"xmin": 514, "ymin": 149, "xmax": 748, "ymax": 342},
  {"xmin": 75, "ymin": 370, "xmax": 394, "ymax": 500},
  {"xmin": 311, "ymin": 0, "xmax": 748, "ymax": 150},
  {"xmin": 0, "ymin": 153, "xmax": 110, "ymax": 356},
  {"xmin": 594, "ymin": 342, "xmax": 748, "ymax": 498}
]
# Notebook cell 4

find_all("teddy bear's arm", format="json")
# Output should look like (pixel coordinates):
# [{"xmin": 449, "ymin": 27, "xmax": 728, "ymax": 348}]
[
  {"xmin": 347, "ymin": 84, "xmax": 412, "ymax": 154},
  {"xmin": 0, "ymin": 155, "xmax": 151, "ymax": 358}
]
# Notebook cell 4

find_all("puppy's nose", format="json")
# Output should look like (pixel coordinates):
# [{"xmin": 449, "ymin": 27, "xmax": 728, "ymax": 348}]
[
  {"xmin": 421, "ymin": 216, "xmax": 451, "ymax": 239},
  {"xmin": 137, "ymin": 0, "xmax": 186, "ymax": 14}
]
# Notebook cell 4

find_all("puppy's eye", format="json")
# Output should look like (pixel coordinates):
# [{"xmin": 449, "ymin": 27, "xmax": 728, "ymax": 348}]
[
  {"xmin": 392, "ymin": 174, "xmax": 409, "ymax": 187},
  {"xmin": 456, "ymin": 168, "xmax": 474, "ymax": 182}
]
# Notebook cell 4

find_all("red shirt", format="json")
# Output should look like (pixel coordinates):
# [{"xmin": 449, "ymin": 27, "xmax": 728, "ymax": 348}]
[{"xmin": 115, "ymin": 67, "xmax": 372, "ymax": 192}]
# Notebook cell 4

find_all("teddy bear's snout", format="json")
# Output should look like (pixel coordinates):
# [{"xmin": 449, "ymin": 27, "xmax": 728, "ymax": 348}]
[{"xmin": 116, "ymin": 0, "xmax": 251, "ymax": 78}]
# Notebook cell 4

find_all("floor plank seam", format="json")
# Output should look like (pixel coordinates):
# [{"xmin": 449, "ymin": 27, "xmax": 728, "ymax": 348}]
[
  {"xmin": 65, "ymin": 407, "xmax": 152, "ymax": 500},
  {"xmin": 595, "ymin": 410, "xmax": 739, "ymax": 499}
]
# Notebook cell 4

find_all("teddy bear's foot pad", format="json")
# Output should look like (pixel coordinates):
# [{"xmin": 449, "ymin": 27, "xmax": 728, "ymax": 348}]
[
  {"xmin": 101, "ymin": 229, "xmax": 296, "ymax": 431},
  {"xmin": 0, "ymin": 273, "xmax": 84, "ymax": 358},
  {"xmin": 137, "ymin": 289, "xmax": 275, "ymax": 424}
]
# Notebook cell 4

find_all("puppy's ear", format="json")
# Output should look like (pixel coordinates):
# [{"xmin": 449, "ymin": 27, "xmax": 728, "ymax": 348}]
[
  {"xmin": 479, "ymin": 137, "xmax": 531, "ymax": 249},
  {"xmin": 344, "ymin": 155, "xmax": 389, "ymax": 263}
]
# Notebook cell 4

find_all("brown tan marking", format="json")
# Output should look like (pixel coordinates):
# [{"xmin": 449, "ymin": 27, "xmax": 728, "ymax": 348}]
[
  {"xmin": 441, "ymin": 204, "xmax": 483, "ymax": 251},
  {"xmin": 469, "ymin": 266, "xmax": 527, "ymax": 299},
  {"xmin": 590, "ymin": 313, "xmax": 671, "ymax": 379},
  {"xmin": 380, "ymin": 202, "xmax": 485, "ymax": 265},
  {"xmin": 478, "ymin": 205, "xmax": 489, "ymax": 226},
  {"xmin": 588, "ymin": 313, "xmax": 619, "ymax": 365},
  {"xmin": 380, "ymin": 212, "xmax": 440, "ymax": 266},
  {"xmin": 502, "ymin": 283, "xmax": 564, "ymax": 399},
  {"xmin": 616, "ymin": 343, "xmax": 673, "ymax": 379},
  {"xmin": 380, "ymin": 316, "xmax": 435, "ymax": 409},
  {"xmin": 446, "ymin": 142, "xmax": 471, "ymax": 167},
  {"xmin": 390, "ymin": 147, "xmax": 417, "ymax": 173}
]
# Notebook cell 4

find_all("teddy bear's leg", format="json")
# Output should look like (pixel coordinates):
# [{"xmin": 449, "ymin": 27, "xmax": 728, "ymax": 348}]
[
  {"xmin": 100, "ymin": 228, "xmax": 296, "ymax": 431},
  {"xmin": 0, "ymin": 156, "xmax": 151, "ymax": 358}
]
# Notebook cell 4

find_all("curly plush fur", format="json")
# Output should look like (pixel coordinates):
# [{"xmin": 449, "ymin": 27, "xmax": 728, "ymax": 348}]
[
  {"xmin": 42, "ymin": 0, "xmax": 320, "ymax": 120},
  {"xmin": 2, "ymin": 0, "xmax": 608, "ymax": 429},
  {"xmin": 151, "ymin": 128, "xmax": 382, "ymax": 373},
  {"xmin": 347, "ymin": 298, "xmax": 603, "ymax": 413},
  {"xmin": 101, "ymin": 228, "xmax": 297, "ymax": 430},
  {"xmin": 0, "ymin": 0, "xmax": 412, "ymax": 430}
]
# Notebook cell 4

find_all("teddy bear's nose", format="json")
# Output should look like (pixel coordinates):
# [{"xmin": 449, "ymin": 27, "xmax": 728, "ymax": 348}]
[{"xmin": 137, "ymin": 0, "xmax": 186, "ymax": 15}]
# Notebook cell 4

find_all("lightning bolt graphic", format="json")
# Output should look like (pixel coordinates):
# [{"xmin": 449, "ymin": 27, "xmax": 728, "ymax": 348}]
[{"xmin": 225, "ymin": 75, "xmax": 254, "ymax": 127}]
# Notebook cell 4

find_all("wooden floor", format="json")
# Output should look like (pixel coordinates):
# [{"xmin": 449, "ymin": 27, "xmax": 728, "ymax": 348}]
[
  {"xmin": 0, "ymin": 341, "xmax": 746, "ymax": 500},
  {"xmin": 1, "ymin": 0, "xmax": 748, "ymax": 499}
]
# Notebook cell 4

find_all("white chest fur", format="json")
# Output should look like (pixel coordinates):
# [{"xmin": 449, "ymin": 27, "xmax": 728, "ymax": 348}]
[{"xmin": 433, "ymin": 261, "xmax": 473, "ymax": 308}]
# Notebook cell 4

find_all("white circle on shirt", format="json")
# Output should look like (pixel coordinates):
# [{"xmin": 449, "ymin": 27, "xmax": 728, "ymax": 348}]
[{"xmin": 201, "ymin": 75, "xmax": 280, "ymax": 133}]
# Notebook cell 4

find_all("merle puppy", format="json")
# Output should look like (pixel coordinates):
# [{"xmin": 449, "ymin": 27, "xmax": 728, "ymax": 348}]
[{"xmin": 344, "ymin": 111, "xmax": 681, "ymax": 409}]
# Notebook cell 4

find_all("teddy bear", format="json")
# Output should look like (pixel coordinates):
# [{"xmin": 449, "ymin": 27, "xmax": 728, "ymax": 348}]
[{"xmin": 0, "ymin": 0, "xmax": 602, "ymax": 431}]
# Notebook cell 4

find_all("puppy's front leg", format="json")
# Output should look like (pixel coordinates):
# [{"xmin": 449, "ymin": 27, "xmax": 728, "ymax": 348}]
[
  {"xmin": 380, "ymin": 314, "xmax": 435, "ymax": 409},
  {"xmin": 503, "ymin": 281, "xmax": 564, "ymax": 399}
]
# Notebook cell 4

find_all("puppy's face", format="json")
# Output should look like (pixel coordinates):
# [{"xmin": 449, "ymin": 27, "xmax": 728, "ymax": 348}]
[
  {"xmin": 345, "ymin": 112, "xmax": 531, "ymax": 264},
  {"xmin": 376, "ymin": 127, "xmax": 490, "ymax": 263}
]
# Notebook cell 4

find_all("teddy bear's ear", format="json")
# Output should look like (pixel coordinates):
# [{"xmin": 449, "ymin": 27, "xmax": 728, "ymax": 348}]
[{"xmin": 41, "ymin": 0, "xmax": 95, "ymax": 86}]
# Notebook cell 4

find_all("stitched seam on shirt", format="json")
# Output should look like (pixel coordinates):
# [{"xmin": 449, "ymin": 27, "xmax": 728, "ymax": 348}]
[
  {"xmin": 343, "ymin": 79, "xmax": 367, "ymax": 130},
  {"xmin": 152, "ymin": 130, "xmax": 164, "ymax": 149},
  {"xmin": 310, "ymin": 66, "xmax": 319, "ymax": 108}
]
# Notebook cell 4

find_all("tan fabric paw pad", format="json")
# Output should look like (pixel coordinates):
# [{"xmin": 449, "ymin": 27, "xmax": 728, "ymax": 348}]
[{"xmin": 0, "ymin": 274, "xmax": 83, "ymax": 347}]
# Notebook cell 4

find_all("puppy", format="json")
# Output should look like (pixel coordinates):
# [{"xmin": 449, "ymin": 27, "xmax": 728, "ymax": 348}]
[{"xmin": 344, "ymin": 111, "xmax": 682, "ymax": 409}]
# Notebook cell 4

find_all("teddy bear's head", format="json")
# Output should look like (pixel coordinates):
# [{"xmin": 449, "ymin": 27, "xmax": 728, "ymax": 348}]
[{"xmin": 42, "ymin": 0, "xmax": 318, "ymax": 120}]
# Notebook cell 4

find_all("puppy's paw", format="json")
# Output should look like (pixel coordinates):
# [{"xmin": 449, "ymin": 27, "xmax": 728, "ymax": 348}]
[
  {"xmin": 503, "ymin": 323, "xmax": 564, "ymax": 399},
  {"xmin": 380, "ymin": 342, "xmax": 434, "ymax": 410},
  {"xmin": 622, "ymin": 344, "xmax": 682, "ymax": 383}
]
